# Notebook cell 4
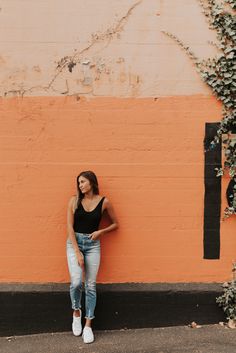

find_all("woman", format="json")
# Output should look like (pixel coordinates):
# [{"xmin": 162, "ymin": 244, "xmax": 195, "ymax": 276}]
[{"xmin": 66, "ymin": 171, "xmax": 118, "ymax": 343}]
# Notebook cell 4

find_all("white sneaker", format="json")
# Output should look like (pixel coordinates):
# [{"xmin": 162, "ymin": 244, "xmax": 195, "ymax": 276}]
[
  {"xmin": 72, "ymin": 310, "xmax": 82, "ymax": 336},
  {"xmin": 82, "ymin": 326, "xmax": 94, "ymax": 344}
]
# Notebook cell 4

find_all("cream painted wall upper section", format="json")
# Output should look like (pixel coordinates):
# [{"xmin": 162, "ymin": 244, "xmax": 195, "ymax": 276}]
[{"xmin": 0, "ymin": 0, "xmax": 218, "ymax": 97}]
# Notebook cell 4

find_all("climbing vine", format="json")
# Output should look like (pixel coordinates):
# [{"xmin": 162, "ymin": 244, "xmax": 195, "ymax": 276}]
[
  {"xmin": 216, "ymin": 262, "xmax": 236, "ymax": 327},
  {"xmin": 163, "ymin": 0, "xmax": 236, "ymax": 218}
]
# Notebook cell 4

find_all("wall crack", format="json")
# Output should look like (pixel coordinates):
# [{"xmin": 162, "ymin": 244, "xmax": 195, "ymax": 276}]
[{"xmin": 3, "ymin": 0, "xmax": 143, "ymax": 98}]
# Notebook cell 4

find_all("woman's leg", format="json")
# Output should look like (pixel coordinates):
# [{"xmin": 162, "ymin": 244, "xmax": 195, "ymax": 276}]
[
  {"xmin": 84, "ymin": 240, "xmax": 101, "ymax": 325},
  {"xmin": 66, "ymin": 240, "xmax": 83, "ymax": 311},
  {"xmin": 82, "ymin": 239, "xmax": 100, "ymax": 343}
]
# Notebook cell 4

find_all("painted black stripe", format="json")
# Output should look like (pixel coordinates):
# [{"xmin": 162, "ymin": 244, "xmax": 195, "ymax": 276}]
[
  {"xmin": 203, "ymin": 123, "xmax": 221, "ymax": 259},
  {"xmin": 226, "ymin": 179, "xmax": 235, "ymax": 207},
  {"xmin": 0, "ymin": 283, "xmax": 225, "ymax": 336}
]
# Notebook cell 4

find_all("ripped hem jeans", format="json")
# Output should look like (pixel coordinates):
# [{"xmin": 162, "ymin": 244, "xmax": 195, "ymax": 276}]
[{"xmin": 66, "ymin": 232, "xmax": 101, "ymax": 320}]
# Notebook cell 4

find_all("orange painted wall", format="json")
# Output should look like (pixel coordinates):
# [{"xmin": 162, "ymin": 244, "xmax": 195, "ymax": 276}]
[{"xmin": 1, "ymin": 95, "xmax": 235, "ymax": 283}]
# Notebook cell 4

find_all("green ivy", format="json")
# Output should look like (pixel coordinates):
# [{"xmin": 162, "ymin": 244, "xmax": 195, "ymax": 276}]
[
  {"xmin": 163, "ymin": 0, "xmax": 236, "ymax": 218},
  {"xmin": 225, "ymin": 0, "xmax": 236, "ymax": 10},
  {"xmin": 216, "ymin": 281, "xmax": 236, "ymax": 320},
  {"xmin": 216, "ymin": 262, "xmax": 236, "ymax": 321}
]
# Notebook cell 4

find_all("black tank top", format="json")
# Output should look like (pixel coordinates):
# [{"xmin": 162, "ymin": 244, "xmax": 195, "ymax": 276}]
[{"xmin": 73, "ymin": 197, "xmax": 105, "ymax": 234}]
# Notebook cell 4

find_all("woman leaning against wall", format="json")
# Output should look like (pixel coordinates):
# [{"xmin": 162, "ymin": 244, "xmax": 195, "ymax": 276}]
[{"xmin": 66, "ymin": 170, "xmax": 118, "ymax": 343}]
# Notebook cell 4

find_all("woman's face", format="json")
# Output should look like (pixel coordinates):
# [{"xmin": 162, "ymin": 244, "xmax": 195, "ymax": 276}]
[{"xmin": 78, "ymin": 176, "xmax": 92, "ymax": 194}]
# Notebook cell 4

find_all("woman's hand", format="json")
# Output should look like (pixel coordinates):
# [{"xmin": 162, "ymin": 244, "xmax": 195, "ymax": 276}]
[
  {"xmin": 89, "ymin": 230, "xmax": 102, "ymax": 241},
  {"xmin": 76, "ymin": 250, "xmax": 84, "ymax": 269}
]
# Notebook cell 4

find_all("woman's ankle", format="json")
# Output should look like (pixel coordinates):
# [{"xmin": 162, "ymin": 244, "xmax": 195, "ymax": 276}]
[
  {"xmin": 73, "ymin": 309, "xmax": 81, "ymax": 317},
  {"xmin": 85, "ymin": 319, "xmax": 92, "ymax": 328}
]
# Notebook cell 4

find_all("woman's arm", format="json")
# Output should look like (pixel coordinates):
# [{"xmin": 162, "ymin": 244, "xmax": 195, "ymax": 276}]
[
  {"xmin": 67, "ymin": 196, "xmax": 84, "ymax": 269},
  {"xmin": 90, "ymin": 198, "xmax": 119, "ymax": 240}
]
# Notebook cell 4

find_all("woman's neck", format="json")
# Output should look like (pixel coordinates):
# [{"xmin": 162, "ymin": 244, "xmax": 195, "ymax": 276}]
[{"xmin": 83, "ymin": 191, "xmax": 95, "ymax": 200}]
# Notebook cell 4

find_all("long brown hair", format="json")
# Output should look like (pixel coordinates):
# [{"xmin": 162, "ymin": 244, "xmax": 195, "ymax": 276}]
[{"xmin": 75, "ymin": 171, "xmax": 99, "ymax": 209}]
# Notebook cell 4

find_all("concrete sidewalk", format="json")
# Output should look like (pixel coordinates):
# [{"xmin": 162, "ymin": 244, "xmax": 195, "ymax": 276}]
[{"xmin": 1, "ymin": 325, "xmax": 236, "ymax": 353}]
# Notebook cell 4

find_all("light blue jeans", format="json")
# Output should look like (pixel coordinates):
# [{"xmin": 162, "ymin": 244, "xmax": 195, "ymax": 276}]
[{"xmin": 66, "ymin": 232, "xmax": 101, "ymax": 320}]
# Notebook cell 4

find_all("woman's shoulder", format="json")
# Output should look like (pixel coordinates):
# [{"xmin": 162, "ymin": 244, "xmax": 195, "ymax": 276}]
[
  {"xmin": 102, "ymin": 196, "xmax": 111, "ymax": 207},
  {"xmin": 69, "ymin": 195, "xmax": 77, "ymax": 203},
  {"xmin": 68, "ymin": 195, "xmax": 78, "ymax": 210}
]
